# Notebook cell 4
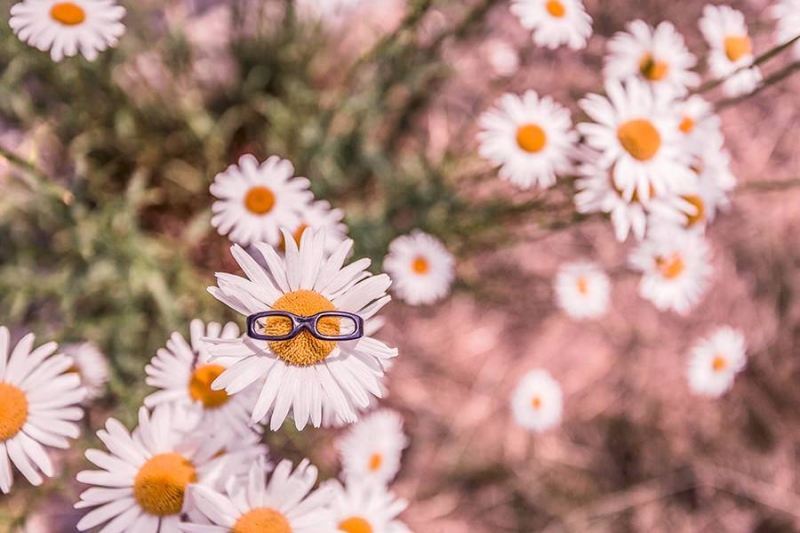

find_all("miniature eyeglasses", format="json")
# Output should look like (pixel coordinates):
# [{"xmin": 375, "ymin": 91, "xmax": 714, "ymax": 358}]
[{"xmin": 246, "ymin": 311, "xmax": 364, "ymax": 342}]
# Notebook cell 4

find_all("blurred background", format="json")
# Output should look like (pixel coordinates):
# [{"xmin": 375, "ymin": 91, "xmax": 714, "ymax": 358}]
[{"xmin": 0, "ymin": 0, "xmax": 799, "ymax": 531}]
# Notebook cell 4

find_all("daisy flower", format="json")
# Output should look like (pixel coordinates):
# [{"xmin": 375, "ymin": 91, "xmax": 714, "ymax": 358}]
[
  {"xmin": 210, "ymin": 154, "xmax": 314, "ymax": 247},
  {"xmin": 144, "ymin": 319, "xmax": 259, "ymax": 440},
  {"xmin": 62, "ymin": 341, "xmax": 109, "ymax": 402},
  {"xmin": 337, "ymin": 409, "xmax": 408, "ymax": 486},
  {"xmin": 554, "ymin": 261, "xmax": 611, "ymax": 319},
  {"xmin": 206, "ymin": 229, "xmax": 397, "ymax": 430},
  {"xmin": 477, "ymin": 90, "xmax": 578, "ymax": 190},
  {"xmin": 578, "ymin": 78, "xmax": 694, "ymax": 201},
  {"xmin": 382, "ymin": 230, "xmax": 455, "ymax": 306},
  {"xmin": 0, "ymin": 327, "xmax": 85, "ymax": 493},
  {"xmin": 75, "ymin": 405, "xmax": 265, "ymax": 532},
  {"xmin": 511, "ymin": 369, "xmax": 563, "ymax": 433},
  {"xmin": 284, "ymin": 200, "xmax": 349, "ymax": 255},
  {"xmin": 180, "ymin": 459, "xmax": 335, "ymax": 533},
  {"xmin": 772, "ymin": 0, "xmax": 800, "ymax": 59},
  {"xmin": 484, "ymin": 39, "xmax": 521, "ymax": 78},
  {"xmin": 699, "ymin": 5, "xmax": 762, "ymax": 97},
  {"xmin": 628, "ymin": 227, "xmax": 713, "ymax": 314},
  {"xmin": 605, "ymin": 20, "xmax": 700, "ymax": 96},
  {"xmin": 674, "ymin": 95, "xmax": 723, "ymax": 156},
  {"xmin": 10, "ymin": 0, "xmax": 126, "ymax": 62},
  {"xmin": 510, "ymin": 0, "xmax": 592, "ymax": 50},
  {"xmin": 687, "ymin": 326, "xmax": 747, "ymax": 397},
  {"xmin": 328, "ymin": 479, "xmax": 411, "ymax": 533}
]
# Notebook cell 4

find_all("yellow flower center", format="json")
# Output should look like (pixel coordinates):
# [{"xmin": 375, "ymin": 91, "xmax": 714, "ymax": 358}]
[
  {"xmin": 133, "ymin": 453, "xmax": 197, "ymax": 517},
  {"xmin": 267, "ymin": 290, "xmax": 340, "ymax": 366},
  {"xmin": 576, "ymin": 277, "xmax": 589, "ymax": 295},
  {"xmin": 639, "ymin": 53, "xmax": 669, "ymax": 81},
  {"xmin": 617, "ymin": 119, "xmax": 661, "ymax": 161},
  {"xmin": 515, "ymin": 123, "xmax": 548, "ymax": 153},
  {"xmin": 712, "ymin": 354, "xmax": 727, "ymax": 372},
  {"xmin": 724, "ymin": 35, "xmax": 752, "ymax": 62},
  {"xmin": 368, "ymin": 452, "xmax": 383, "ymax": 472},
  {"xmin": 188, "ymin": 364, "xmax": 229, "ymax": 409},
  {"xmin": 531, "ymin": 396, "xmax": 542, "ymax": 410},
  {"xmin": 412, "ymin": 256, "xmax": 430, "ymax": 275},
  {"xmin": 233, "ymin": 508, "xmax": 292, "ymax": 533},
  {"xmin": 0, "ymin": 382, "xmax": 28, "ymax": 442},
  {"xmin": 50, "ymin": 2, "xmax": 86, "ymax": 25},
  {"xmin": 655, "ymin": 254, "xmax": 685, "ymax": 280},
  {"xmin": 339, "ymin": 517, "xmax": 374, "ymax": 533},
  {"xmin": 681, "ymin": 195, "xmax": 706, "ymax": 228},
  {"xmin": 545, "ymin": 0, "xmax": 566, "ymax": 18},
  {"xmin": 244, "ymin": 186, "xmax": 276, "ymax": 215},
  {"xmin": 679, "ymin": 116, "xmax": 695, "ymax": 134}
]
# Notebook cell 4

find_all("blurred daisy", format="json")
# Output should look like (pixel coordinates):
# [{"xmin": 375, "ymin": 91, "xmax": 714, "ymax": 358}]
[
  {"xmin": 10, "ymin": 0, "xmax": 126, "ymax": 62},
  {"xmin": 328, "ymin": 479, "xmax": 411, "ymax": 533},
  {"xmin": 511, "ymin": 369, "xmax": 563, "ymax": 433},
  {"xmin": 337, "ymin": 409, "xmax": 408, "ymax": 486},
  {"xmin": 206, "ymin": 230, "xmax": 397, "ymax": 430},
  {"xmin": 477, "ymin": 90, "xmax": 577, "ymax": 190},
  {"xmin": 510, "ymin": 0, "xmax": 592, "ymax": 50},
  {"xmin": 383, "ymin": 230, "xmax": 455, "ymax": 306},
  {"xmin": 687, "ymin": 326, "xmax": 747, "ymax": 397},
  {"xmin": 76, "ymin": 405, "xmax": 262, "ymax": 531},
  {"xmin": 284, "ymin": 200, "xmax": 349, "ymax": 255},
  {"xmin": 772, "ymin": 0, "xmax": 800, "ymax": 59},
  {"xmin": 62, "ymin": 341, "xmax": 109, "ymax": 402},
  {"xmin": 605, "ymin": 20, "xmax": 700, "ymax": 96},
  {"xmin": 579, "ymin": 79, "xmax": 694, "ymax": 201},
  {"xmin": 484, "ymin": 39, "xmax": 521, "ymax": 77},
  {"xmin": 210, "ymin": 154, "xmax": 314, "ymax": 247},
  {"xmin": 144, "ymin": 319, "xmax": 259, "ymax": 439},
  {"xmin": 180, "ymin": 459, "xmax": 335, "ymax": 533},
  {"xmin": 629, "ymin": 227, "xmax": 713, "ymax": 314},
  {"xmin": 0, "ymin": 328, "xmax": 85, "ymax": 493},
  {"xmin": 699, "ymin": 5, "xmax": 762, "ymax": 97},
  {"xmin": 554, "ymin": 262, "xmax": 611, "ymax": 319},
  {"xmin": 674, "ymin": 95, "xmax": 723, "ymax": 155}
]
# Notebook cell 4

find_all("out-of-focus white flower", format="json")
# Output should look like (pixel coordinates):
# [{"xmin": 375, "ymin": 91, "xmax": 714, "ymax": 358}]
[
  {"xmin": 511, "ymin": 0, "xmax": 592, "ymax": 50},
  {"xmin": 699, "ymin": 5, "xmax": 762, "ymax": 97},
  {"xmin": 284, "ymin": 200, "xmax": 349, "ymax": 255},
  {"xmin": 327, "ymin": 479, "xmax": 411, "ymax": 533},
  {"xmin": 554, "ymin": 262, "xmax": 611, "ymax": 319},
  {"xmin": 772, "ymin": 0, "xmax": 800, "ymax": 59},
  {"xmin": 687, "ymin": 326, "xmax": 747, "ymax": 397},
  {"xmin": 62, "ymin": 342, "xmax": 109, "ymax": 402},
  {"xmin": 511, "ymin": 369, "xmax": 563, "ymax": 433},
  {"xmin": 337, "ymin": 409, "xmax": 408, "ymax": 486},
  {"xmin": 383, "ymin": 230, "xmax": 455, "ymax": 306},
  {"xmin": 484, "ymin": 39, "xmax": 521, "ymax": 77}
]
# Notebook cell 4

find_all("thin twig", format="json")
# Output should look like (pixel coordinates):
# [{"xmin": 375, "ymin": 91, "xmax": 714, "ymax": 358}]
[
  {"xmin": 0, "ymin": 145, "xmax": 73, "ymax": 204},
  {"xmin": 737, "ymin": 178, "xmax": 800, "ymax": 193}
]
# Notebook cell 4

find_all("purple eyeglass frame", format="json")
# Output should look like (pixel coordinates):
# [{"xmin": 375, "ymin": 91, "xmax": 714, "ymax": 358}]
[{"xmin": 246, "ymin": 311, "xmax": 365, "ymax": 342}]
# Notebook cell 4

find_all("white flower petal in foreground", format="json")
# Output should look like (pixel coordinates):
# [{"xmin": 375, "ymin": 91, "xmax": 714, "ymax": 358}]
[
  {"xmin": 10, "ymin": 0, "xmax": 126, "ymax": 62},
  {"xmin": 63, "ymin": 341, "xmax": 108, "ymax": 402},
  {"xmin": 772, "ymin": 0, "xmax": 800, "ymax": 59},
  {"xmin": 699, "ymin": 5, "xmax": 762, "ymax": 97},
  {"xmin": 688, "ymin": 326, "xmax": 747, "ymax": 397},
  {"xmin": 0, "ymin": 327, "xmax": 85, "ymax": 493},
  {"xmin": 328, "ymin": 479, "xmax": 411, "ymax": 533},
  {"xmin": 145, "ymin": 319, "xmax": 259, "ymax": 439},
  {"xmin": 510, "ymin": 0, "xmax": 592, "ymax": 50},
  {"xmin": 337, "ymin": 409, "xmax": 408, "ymax": 486},
  {"xmin": 383, "ymin": 230, "xmax": 455, "ymax": 306},
  {"xmin": 554, "ymin": 261, "xmax": 611, "ymax": 319},
  {"xmin": 206, "ymin": 229, "xmax": 397, "ymax": 430},
  {"xmin": 478, "ymin": 90, "xmax": 577, "ymax": 190},
  {"xmin": 210, "ymin": 154, "xmax": 314, "ymax": 247},
  {"xmin": 629, "ymin": 227, "xmax": 712, "ymax": 314},
  {"xmin": 180, "ymin": 459, "xmax": 335, "ymax": 533},
  {"xmin": 578, "ymin": 78, "xmax": 694, "ymax": 201},
  {"xmin": 605, "ymin": 20, "xmax": 699, "ymax": 96},
  {"xmin": 511, "ymin": 369, "xmax": 563, "ymax": 433}
]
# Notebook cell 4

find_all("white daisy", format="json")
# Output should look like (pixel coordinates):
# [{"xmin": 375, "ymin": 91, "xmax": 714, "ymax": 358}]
[
  {"xmin": 62, "ymin": 341, "xmax": 109, "ymax": 402},
  {"xmin": 554, "ymin": 261, "xmax": 611, "ymax": 319},
  {"xmin": 75, "ymin": 404, "xmax": 264, "ymax": 532},
  {"xmin": 210, "ymin": 154, "xmax": 314, "ymax": 247},
  {"xmin": 382, "ymin": 230, "xmax": 455, "ymax": 306},
  {"xmin": 477, "ymin": 90, "xmax": 577, "ymax": 190},
  {"xmin": 180, "ymin": 459, "xmax": 335, "ymax": 533},
  {"xmin": 674, "ymin": 95, "xmax": 724, "ymax": 157},
  {"xmin": 144, "ymin": 319, "xmax": 259, "ymax": 440},
  {"xmin": 510, "ymin": 0, "xmax": 592, "ymax": 50},
  {"xmin": 10, "ymin": 0, "xmax": 126, "ymax": 62},
  {"xmin": 285, "ymin": 200, "xmax": 349, "ymax": 255},
  {"xmin": 337, "ymin": 409, "xmax": 408, "ymax": 486},
  {"xmin": 328, "ymin": 479, "xmax": 411, "ymax": 533},
  {"xmin": 510, "ymin": 369, "xmax": 563, "ymax": 433},
  {"xmin": 206, "ymin": 229, "xmax": 397, "ymax": 430},
  {"xmin": 687, "ymin": 326, "xmax": 747, "ymax": 397},
  {"xmin": 0, "ymin": 327, "xmax": 85, "ymax": 493},
  {"xmin": 628, "ymin": 226, "xmax": 713, "ymax": 314},
  {"xmin": 699, "ymin": 5, "xmax": 763, "ymax": 97},
  {"xmin": 772, "ymin": 0, "xmax": 800, "ymax": 59},
  {"xmin": 605, "ymin": 20, "xmax": 700, "ymax": 96},
  {"xmin": 578, "ymin": 78, "xmax": 694, "ymax": 201}
]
